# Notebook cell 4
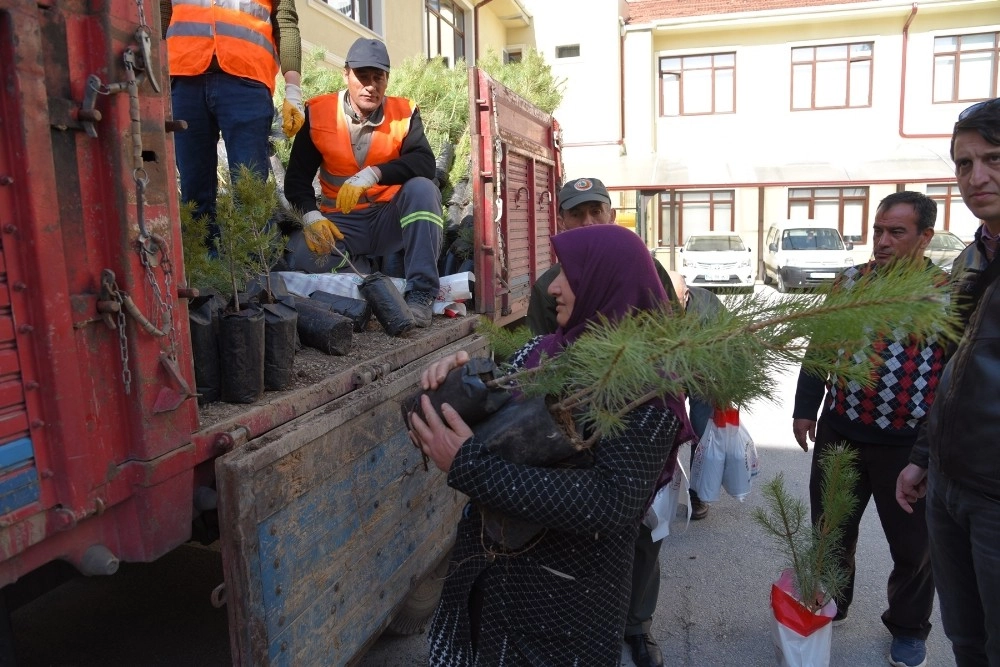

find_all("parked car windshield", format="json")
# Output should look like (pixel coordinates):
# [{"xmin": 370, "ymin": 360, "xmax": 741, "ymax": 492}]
[
  {"xmin": 927, "ymin": 232, "xmax": 966, "ymax": 251},
  {"xmin": 781, "ymin": 228, "xmax": 845, "ymax": 251},
  {"xmin": 687, "ymin": 235, "xmax": 746, "ymax": 252}
]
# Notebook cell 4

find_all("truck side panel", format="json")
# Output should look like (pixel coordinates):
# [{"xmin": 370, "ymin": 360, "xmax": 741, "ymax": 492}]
[
  {"xmin": 218, "ymin": 331, "xmax": 487, "ymax": 665},
  {"xmin": 0, "ymin": 0, "xmax": 200, "ymax": 583},
  {"xmin": 471, "ymin": 68, "xmax": 561, "ymax": 327}
]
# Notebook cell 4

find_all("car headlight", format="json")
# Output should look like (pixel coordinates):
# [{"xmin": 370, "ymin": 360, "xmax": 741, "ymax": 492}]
[
  {"xmin": 844, "ymin": 257, "xmax": 854, "ymax": 267},
  {"xmin": 740, "ymin": 257, "xmax": 751, "ymax": 267}
]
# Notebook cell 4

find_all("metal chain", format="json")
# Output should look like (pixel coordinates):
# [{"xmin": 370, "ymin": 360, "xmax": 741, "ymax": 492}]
[
  {"xmin": 490, "ymin": 86, "xmax": 508, "ymax": 287},
  {"xmin": 134, "ymin": 0, "xmax": 148, "ymax": 31},
  {"xmin": 114, "ymin": 290, "xmax": 133, "ymax": 395},
  {"xmin": 140, "ymin": 237, "xmax": 178, "ymax": 359}
]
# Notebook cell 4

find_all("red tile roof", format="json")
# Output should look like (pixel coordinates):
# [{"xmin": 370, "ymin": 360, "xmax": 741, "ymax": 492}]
[{"xmin": 626, "ymin": 0, "xmax": 879, "ymax": 23}]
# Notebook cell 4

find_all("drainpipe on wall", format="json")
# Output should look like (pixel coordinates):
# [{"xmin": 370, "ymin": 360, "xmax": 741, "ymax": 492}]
[{"xmin": 898, "ymin": 3, "xmax": 949, "ymax": 139}]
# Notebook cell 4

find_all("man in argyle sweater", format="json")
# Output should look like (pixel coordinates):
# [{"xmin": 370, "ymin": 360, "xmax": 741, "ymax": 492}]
[{"xmin": 792, "ymin": 191, "xmax": 946, "ymax": 667}]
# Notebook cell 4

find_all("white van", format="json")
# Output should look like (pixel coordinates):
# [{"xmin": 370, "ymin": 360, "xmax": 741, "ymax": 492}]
[{"xmin": 763, "ymin": 223, "xmax": 855, "ymax": 292}]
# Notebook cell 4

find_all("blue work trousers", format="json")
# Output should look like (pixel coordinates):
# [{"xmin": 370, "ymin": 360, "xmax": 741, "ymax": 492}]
[
  {"xmin": 284, "ymin": 177, "xmax": 443, "ymax": 294},
  {"xmin": 171, "ymin": 73, "xmax": 274, "ymax": 244},
  {"xmin": 927, "ymin": 468, "xmax": 1000, "ymax": 666}
]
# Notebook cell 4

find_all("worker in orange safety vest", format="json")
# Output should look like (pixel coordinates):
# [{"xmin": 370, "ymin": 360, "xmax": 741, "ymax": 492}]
[
  {"xmin": 283, "ymin": 38, "xmax": 444, "ymax": 330},
  {"xmin": 161, "ymin": 0, "xmax": 303, "ymax": 250}
]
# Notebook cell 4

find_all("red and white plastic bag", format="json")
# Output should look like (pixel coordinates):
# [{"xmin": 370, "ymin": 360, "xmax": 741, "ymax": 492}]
[
  {"xmin": 770, "ymin": 568, "xmax": 837, "ymax": 667},
  {"xmin": 690, "ymin": 408, "xmax": 760, "ymax": 502}
]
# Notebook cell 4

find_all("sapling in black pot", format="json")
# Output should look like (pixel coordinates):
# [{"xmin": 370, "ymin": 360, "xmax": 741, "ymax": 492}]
[
  {"xmin": 213, "ymin": 166, "xmax": 289, "ymax": 402},
  {"xmin": 404, "ymin": 263, "xmax": 959, "ymax": 470}
]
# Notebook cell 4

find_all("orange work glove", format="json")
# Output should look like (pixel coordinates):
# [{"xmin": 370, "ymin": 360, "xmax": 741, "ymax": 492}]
[
  {"xmin": 335, "ymin": 166, "xmax": 379, "ymax": 214},
  {"xmin": 302, "ymin": 211, "xmax": 344, "ymax": 254}
]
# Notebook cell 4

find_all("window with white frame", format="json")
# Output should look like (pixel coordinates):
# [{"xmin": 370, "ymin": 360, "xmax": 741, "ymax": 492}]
[
  {"xmin": 788, "ymin": 187, "xmax": 869, "ymax": 244},
  {"xmin": 927, "ymin": 184, "xmax": 981, "ymax": 241},
  {"xmin": 791, "ymin": 42, "xmax": 873, "ymax": 110},
  {"xmin": 659, "ymin": 53, "xmax": 735, "ymax": 116},
  {"xmin": 659, "ymin": 190, "xmax": 735, "ymax": 244},
  {"xmin": 426, "ymin": 0, "xmax": 466, "ymax": 67},
  {"xmin": 326, "ymin": 0, "xmax": 376, "ymax": 31},
  {"xmin": 933, "ymin": 33, "xmax": 999, "ymax": 103}
]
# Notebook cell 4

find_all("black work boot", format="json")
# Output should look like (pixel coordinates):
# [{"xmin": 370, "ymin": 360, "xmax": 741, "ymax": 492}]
[
  {"xmin": 626, "ymin": 633, "xmax": 664, "ymax": 667},
  {"xmin": 405, "ymin": 289, "xmax": 435, "ymax": 328}
]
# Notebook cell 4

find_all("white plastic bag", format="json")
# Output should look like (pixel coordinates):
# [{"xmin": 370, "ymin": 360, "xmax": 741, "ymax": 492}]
[
  {"xmin": 770, "ymin": 568, "xmax": 837, "ymax": 667},
  {"xmin": 643, "ymin": 460, "xmax": 689, "ymax": 541},
  {"xmin": 721, "ymin": 411, "xmax": 759, "ymax": 501},
  {"xmin": 690, "ymin": 412, "xmax": 727, "ymax": 502},
  {"xmin": 278, "ymin": 271, "xmax": 406, "ymax": 301},
  {"xmin": 690, "ymin": 408, "xmax": 759, "ymax": 502}
]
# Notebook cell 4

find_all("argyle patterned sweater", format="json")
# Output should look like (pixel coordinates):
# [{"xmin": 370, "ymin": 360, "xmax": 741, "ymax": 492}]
[{"xmin": 793, "ymin": 261, "xmax": 947, "ymax": 445}]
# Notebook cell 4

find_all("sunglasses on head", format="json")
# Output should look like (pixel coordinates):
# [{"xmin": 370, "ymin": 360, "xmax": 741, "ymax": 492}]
[{"xmin": 958, "ymin": 98, "xmax": 1000, "ymax": 121}]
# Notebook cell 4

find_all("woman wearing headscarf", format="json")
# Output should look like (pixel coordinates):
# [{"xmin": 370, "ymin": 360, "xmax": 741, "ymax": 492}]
[{"xmin": 409, "ymin": 224, "xmax": 690, "ymax": 666}]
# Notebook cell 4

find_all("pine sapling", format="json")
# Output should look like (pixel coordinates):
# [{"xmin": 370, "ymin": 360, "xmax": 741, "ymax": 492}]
[{"xmin": 752, "ymin": 444, "xmax": 859, "ymax": 612}]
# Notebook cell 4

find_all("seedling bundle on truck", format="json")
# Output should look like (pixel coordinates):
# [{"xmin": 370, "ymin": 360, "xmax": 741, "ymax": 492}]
[{"xmin": 0, "ymin": 0, "xmax": 561, "ymax": 662}]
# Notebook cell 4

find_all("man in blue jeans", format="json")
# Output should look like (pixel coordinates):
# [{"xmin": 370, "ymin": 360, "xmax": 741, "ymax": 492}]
[
  {"xmin": 163, "ymin": 0, "xmax": 303, "ymax": 249},
  {"xmin": 897, "ymin": 98, "xmax": 1000, "ymax": 667}
]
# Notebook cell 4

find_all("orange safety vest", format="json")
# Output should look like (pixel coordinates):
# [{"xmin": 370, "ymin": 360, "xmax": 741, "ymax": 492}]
[
  {"xmin": 166, "ymin": 0, "xmax": 280, "ymax": 93},
  {"xmin": 309, "ymin": 93, "xmax": 416, "ymax": 213}
]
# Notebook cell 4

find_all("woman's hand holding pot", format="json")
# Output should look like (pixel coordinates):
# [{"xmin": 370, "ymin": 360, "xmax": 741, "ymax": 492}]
[
  {"xmin": 409, "ymin": 394, "xmax": 473, "ymax": 472},
  {"xmin": 420, "ymin": 350, "xmax": 470, "ymax": 391}
]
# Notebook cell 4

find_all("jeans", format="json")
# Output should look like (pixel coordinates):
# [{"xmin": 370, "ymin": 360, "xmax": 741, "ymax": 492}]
[
  {"xmin": 927, "ymin": 468, "xmax": 1000, "ymax": 666},
  {"xmin": 171, "ymin": 73, "xmax": 274, "ymax": 246}
]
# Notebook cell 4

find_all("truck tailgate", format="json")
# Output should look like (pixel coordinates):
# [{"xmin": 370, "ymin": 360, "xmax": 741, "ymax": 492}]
[{"xmin": 216, "ymin": 329, "xmax": 489, "ymax": 665}]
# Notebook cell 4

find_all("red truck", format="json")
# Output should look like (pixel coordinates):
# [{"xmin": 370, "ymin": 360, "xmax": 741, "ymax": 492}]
[{"xmin": 0, "ymin": 0, "xmax": 561, "ymax": 661}]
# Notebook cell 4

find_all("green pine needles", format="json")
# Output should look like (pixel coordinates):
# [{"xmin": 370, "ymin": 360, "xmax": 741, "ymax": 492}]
[
  {"xmin": 481, "ymin": 262, "xmax": 959, "ymax": 446},
  {"xmin": 752, "ymin": 445, "xmax": 859, "ymax": 612},
  {"xmin": 180, "ymin": 166, "xmax": 284, "ymax": 308}
]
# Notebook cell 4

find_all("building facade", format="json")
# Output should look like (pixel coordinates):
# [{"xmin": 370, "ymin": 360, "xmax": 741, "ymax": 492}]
[{"xmin": 295, "ymin": 0, "xmax": 999, "ymax": 274}]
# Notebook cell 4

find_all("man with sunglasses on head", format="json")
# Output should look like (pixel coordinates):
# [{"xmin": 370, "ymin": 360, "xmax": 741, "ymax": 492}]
[{"xmin": 897, "ymin": 97, "xmax": 1000, "ymax": 667}]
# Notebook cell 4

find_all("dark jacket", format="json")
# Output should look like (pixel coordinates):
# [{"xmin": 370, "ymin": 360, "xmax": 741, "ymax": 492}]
[
  {"xmin": 427, "ymin": 337, "xmax": 680, "ymax": 666},
  {"xmin": 910, "ymin": 236, "xmax": 1000, "ymax": 496}
]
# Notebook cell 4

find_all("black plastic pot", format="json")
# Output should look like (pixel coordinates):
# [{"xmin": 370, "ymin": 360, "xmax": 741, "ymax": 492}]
[
  {"xmin": 293, "ymin": 297, "xmax": 353, "ymax": 355},
  {"xmin": 472, "ymin": 396, "xmax": 580, "ymax": 466},
  {"xmin": 308, "ymin": 290, "xmax": 371, "ymax": 332},
  {"xmin": 220, "ymin": 304, "xmax": 265, "ymax": 404},
  {"xmin": 400, "ymin": 357, "xmax": 510, "ymax": 430},
  {"xmin": 359, "ymin": 273, "xmax": 414, "ymax": 337},
  {"xmin": 261, "ymin": 301, "xmax": 297, "ymax": 390},
  {"xmin": 188, "ymin": 292, "xmax": 225, "ymax": 404}
]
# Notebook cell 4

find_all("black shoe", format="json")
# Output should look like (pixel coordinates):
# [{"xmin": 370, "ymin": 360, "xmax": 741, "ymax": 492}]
[
  {"xmin": 689, "ymin": 490, "xmax": 709, "ymax": 520},
  {"xmin": 405, "ymin": 289, "xmax": 435, "ymax": 328},
  {"xmin": 626, "ymin": 633, "xmax": 664, "ymax": 667}
]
